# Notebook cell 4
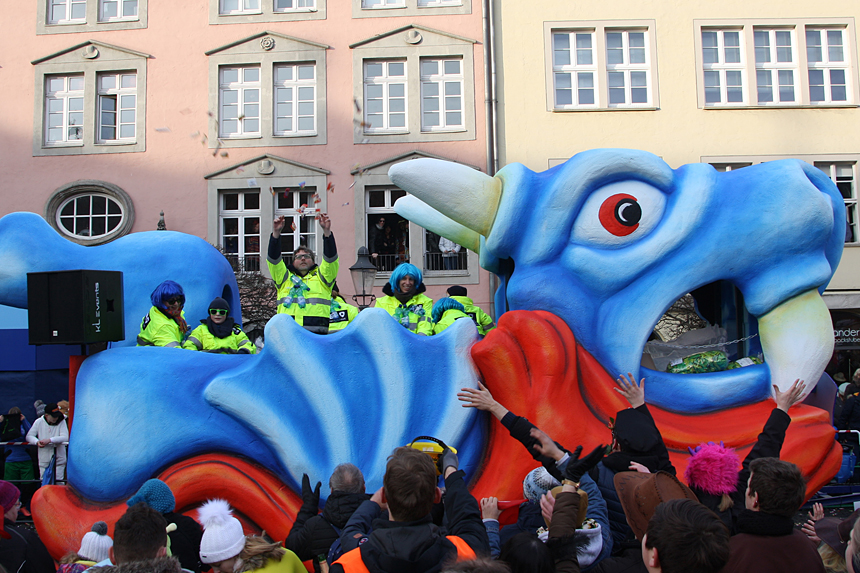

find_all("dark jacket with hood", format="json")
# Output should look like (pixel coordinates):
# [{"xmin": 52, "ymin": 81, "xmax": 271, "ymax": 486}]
[
  {"xmin": 588, "ymin": 405, "xmax": 673, "ymax": 553},
  {"xmin": 164, "ymin": 512, "xmax": 203, "ymax": 573},
  {"xmin": 330, "ymin": 469, "xmax": 489, "ymax": 573},
  {"xmin": 0, "ymin": 518, "xmax": 56, "ymax": 573},
  {"xmin": 284, "ymin": 490, "xmax": 370, "ymax": 572}
]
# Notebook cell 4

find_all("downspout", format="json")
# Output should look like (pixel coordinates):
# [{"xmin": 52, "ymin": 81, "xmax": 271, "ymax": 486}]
[{"xmin": 482, "ymin": 0, "xmax": 500, "ymax": 320}]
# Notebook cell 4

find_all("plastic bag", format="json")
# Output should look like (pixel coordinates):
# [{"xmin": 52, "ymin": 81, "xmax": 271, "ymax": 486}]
[{"xmin": 667, "ymin": 350, "xmax": 729, "ymax": 374}]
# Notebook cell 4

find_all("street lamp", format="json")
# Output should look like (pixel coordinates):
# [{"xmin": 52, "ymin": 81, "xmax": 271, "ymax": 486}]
[{"xmin": 349, "ymin": 246, "xmax": 377, "ymax": 309}]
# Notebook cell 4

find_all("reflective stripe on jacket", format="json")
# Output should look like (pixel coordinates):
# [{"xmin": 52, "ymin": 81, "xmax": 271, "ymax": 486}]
[
  {"xmin": 450, "ymin": 296, "xmax": 495, "ymax": 336},
  {"xmin": 329, "ymin": 298, "xmax": 360, "ymax": 332},
  {"xmin": 267, "ymin": 254, "xmax": 339, "ymax": 334},
  {"xmin": 183, "ymin": 323, "xmax": 256, "ymax": 354},
  {"xmin": 334, "ymin": 536, "xmax": 475, "ymax": 572},
  {"xmin": 374, "ymin": 293, "xmax": 434, "ymax": 336},
  {"xmin": 137, "ymin": 307, "xmax": 185, "ymax": 348}
]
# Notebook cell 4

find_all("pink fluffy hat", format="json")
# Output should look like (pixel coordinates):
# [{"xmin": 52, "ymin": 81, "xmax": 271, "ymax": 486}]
[{"xmin": 684, "ymin": 441, "xmax": 741, "ymax": 495}]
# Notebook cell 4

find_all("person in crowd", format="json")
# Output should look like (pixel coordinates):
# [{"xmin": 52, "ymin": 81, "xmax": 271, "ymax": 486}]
[
  {"xmin": 841, "ymin": 378, "xmax": 860, "ymax": 432},
  {"xmin": 684, "ymin": 379, "xmax": 806, "ymax": 534},
  {"xmin": 285, "ymin": 464, "xmax": 369, "ymax": 571},
  {"xmin": 126, "ymin": 479, "xmax": 203, "ymax": 573},
  {"xmin": 328, "ymin": 284, "xmax": 359, "ymax": 333},
  {"xmin": 432, "ymin": 298, "xmax": 471, "ymax": 335},
  {"xmin": 332, "ymin": 446, "xmax": 489, "ymax": 572},
  {"xmin": 0, "ymin": 407, "xmax": 33, "ymax": 481},
  {"xmin": 25, "ymin": 402, "xmax": 68, "ymax": 481},
  {"xmin": 93, "ymin": 502, "xmax": 179, "ymax": 573},
  {"xmin": 446, "ymin": 287, "xmax": 495, "ymax": 336},
  {"xmin": 0, "ymin": 480, "xmax": 56, "ymax": 573},
  {"xmin": 847, "ymin": 517, "xmax": 860, "ymax": 573},
  {"xmin": 137, "ymin": 280, "xmax": 188, "ymax": 348},
  {"xmin": 183, "ymin": 298, "xmax": 256, "ymax": 354},
  {"xmin": 33, "ymin": 401, "xmax": 45, "ymax": 419},
  {"xmin": 368, "ymin": 217, "xmax": 386, "ymax": 260},
  {"xmin": 639, "ymin": 499, "xmax": 729, "ymax": 573},
  {"xmin": 373, "ymin": 263, "xmax": 434, "ymax": 336},
  {"xmin": 268, "ymin": 214, "xmax": 338, "ymax": 334},
  {"xmin": 439, "ymin": 237, "xmax": 461, "ymax": 271},
  {"xmin": 804, "ymin": 506, "xmax": 859, "ymax": 573},
  {"xmin": 58, "ymin": 522, "xmax": 113, "ymax": 573},
  {"xmin": 721, "ymin": 457, "xmax": 825, "ymax": 573},
  {"xmin": 198, "ymin": 499, "xmax": 304, "ymax": 573}
]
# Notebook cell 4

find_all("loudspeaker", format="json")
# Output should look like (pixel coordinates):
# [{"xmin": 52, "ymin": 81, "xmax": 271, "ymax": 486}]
[{"xmin": 27, "ymin": 270, "xmax": 125, "ymax": 345}]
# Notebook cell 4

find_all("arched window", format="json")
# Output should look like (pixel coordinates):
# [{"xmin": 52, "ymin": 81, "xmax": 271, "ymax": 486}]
[{"xmin": 45, "ymin": 180, "xmax": 135, "ymax": 245}]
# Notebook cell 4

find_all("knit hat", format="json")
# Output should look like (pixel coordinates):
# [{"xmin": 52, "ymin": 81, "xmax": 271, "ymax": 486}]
[
  {"xmin": 446, "ymin": 286, "xmax": 468, "ymax": 297},
  {"xmin": 684, "ymin": 442, "xmax": 741, "ymax": 496},
  {"xmin": 523, "ymin": 467, "xmax": 560, "ymax": 502},
  {"xmin": 208, "ymin": 298, "xmax": 230, "ymax": 312},
  {"xmin": 78, "ymin": 521, "xmax": 113, "ymax": 562},
  {"xmin": 0, "ymin": 481, "xmax": 20, "ymax": 513},
  {"xmin": 840, "ymin": 383, "xmax": 851, "ymax": 397},
  {"xmin": 126, "ymin": 479, "xmax": 176, "ymax": 513},
  {"xmin": 198, "ymin": 499, "xmax": 246, "ymax": 564}
]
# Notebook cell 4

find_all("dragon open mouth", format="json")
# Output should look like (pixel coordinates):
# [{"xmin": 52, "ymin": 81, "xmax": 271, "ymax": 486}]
[{"xmin": 638, "ymin": 287, "xmax": 834, "ymax": 412}]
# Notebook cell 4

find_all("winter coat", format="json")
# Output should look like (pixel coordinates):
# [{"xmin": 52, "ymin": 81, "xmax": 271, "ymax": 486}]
[
  {"xmin": 164, "ymin": 512, "xmax": 204, "ymax": 573},
  {"xmin": 183, "ymin": 321, "xmax": 256, "ymax": 354},
  {"xmin": 431, "ymin": 309, "xmax": 470, "ymax": 335},
  {"xmin": 0, "ymin": 519, "xmax": 56, "ymax": 573},
  {"xmin": 374, "ymin": 283, "xmax": 434, "ymax": 336},
  {"xmin": 284, "ymin": 491, "xmax": 369, "ymax": 572},
  {"xmin": 137, "ymin": 307, "xmax": 186, "ymax": 348},
  {"xmin": 839, "ymin": 393, "xmax": 860, "ymax": 430},
  {"xmin": 449, "ymin": 296, "xmax": 495, "ymax": 336},
  {"xmin": 720, "ymin": 510, "xmax": 824, "ymax": 573}
]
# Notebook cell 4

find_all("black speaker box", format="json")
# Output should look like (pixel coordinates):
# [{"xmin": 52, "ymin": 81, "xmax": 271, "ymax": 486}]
[{"xmin": 27, "ymin": 270, "xmax": 125, "ymax": 345}]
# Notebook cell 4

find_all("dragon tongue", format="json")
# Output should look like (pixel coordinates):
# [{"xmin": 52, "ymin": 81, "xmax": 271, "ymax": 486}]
[{"xmin": 758, "ymin": 288, "xmax": 834, "ymax": 397}]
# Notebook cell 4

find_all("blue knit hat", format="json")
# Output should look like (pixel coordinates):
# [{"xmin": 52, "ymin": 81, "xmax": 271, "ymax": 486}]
[{"xmin": 126, "ymin": 479, "xmax": 175, "ymax": 513}]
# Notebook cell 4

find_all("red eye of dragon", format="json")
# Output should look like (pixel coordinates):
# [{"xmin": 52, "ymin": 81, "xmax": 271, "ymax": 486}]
[{"xmin": 598, "ymin": 193, "xmax": 642, "ymax": 236}]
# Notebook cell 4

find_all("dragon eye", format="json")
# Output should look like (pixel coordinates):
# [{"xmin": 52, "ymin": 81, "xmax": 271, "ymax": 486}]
[
  {"xmin": 571, "ymin": 180, "xmax": 667, "ymax": 248},
  {"xmin": 599, "ymin": 194, "xmax": 642, "ymax": 236}
]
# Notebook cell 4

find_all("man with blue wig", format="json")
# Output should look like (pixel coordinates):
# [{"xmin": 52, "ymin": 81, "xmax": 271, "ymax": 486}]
[
  {"xmin": 373, "ymin": 263, "xmax": 434, "ymax": 335},
  {"xmin": 268, "ymin": 213, "xmax": 338, "ymax": 334},
  {"xmin": 137, "ymin": 280, "xmax": 188, "ymax": 348}
]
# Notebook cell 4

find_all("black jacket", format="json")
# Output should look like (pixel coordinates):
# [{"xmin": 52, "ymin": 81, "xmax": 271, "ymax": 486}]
[
  {"xmin": 839, "ymin": 394, "xmax": 860, "ymax": 431},
  {"xmin": 164, "ymin": 512, "xmax": 203, "ymax": 573},
  {"xmin": 0, "ymin": 519, "xmax": 56, "ymax": 573},
  {"xmin": 331, "ymin": 470, "xmax": 489, "ymax": 573},
  {"xmin": 284, "ymin": 491, "xmax": 369, "ymax": 572}
]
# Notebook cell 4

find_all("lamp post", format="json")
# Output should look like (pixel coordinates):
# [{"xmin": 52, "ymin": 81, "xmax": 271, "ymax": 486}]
[{"xmin": 349, "ymin": 246, "xmax": 378, "ymax": 309}]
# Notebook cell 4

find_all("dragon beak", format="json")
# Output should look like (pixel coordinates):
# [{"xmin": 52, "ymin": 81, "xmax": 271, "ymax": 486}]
[
  {"xmin": 389, "ymin": 159, "xmax": 502, "ymax": 237},
  {"xmin": 394, "ymin": 196, "xmax": 482, "ymax": 252}
]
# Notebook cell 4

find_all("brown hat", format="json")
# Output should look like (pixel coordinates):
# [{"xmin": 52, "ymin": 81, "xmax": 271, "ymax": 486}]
[
  {"xmin": 614, "ymin": 470, "xmax": 699, "ymax": 540},
  {"xmin": 816, "ymin": 509, "xmax": 860, "ymax": 558}
]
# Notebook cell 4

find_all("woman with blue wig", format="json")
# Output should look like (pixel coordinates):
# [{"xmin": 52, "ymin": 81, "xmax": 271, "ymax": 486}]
[
  {"xmin": 137, "ymin": 280, "xmax": 189, "ymax": 348},
  {"xmin": 373, "ymin": 263, "xmax": 434, "ymax": 335},
  {"xmin": 431, "ymin": 297, "xmax": 470, "ymax": 335}
]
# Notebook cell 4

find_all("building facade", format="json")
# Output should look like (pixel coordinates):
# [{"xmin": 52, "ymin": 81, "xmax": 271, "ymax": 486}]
[{"xmin": 1, "ymin": 0, "xmax": 493, "ymax": 321}]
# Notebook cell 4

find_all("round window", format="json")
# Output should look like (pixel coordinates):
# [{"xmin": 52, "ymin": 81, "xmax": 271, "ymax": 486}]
[{"xmin": 45, "ymin": 180, "xmax": 135, "ymax": 245}]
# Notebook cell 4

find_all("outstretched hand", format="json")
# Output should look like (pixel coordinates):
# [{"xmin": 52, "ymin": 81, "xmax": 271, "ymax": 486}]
[
  {"xmin": 564, "ymin": 444, "xmax": 606, "ymax": 483},
  {"xmin": 318, "ymin": 213, "xmax": 332, "ymax": 236},
  {"xmin": 529, "ymin": 427, "xmax": 565, "ymax": 462},
  {"xmin": 774, "ymin": 379, "xmax": 806, "ymax": 412},
  {"xmin": 458, "ymin": 382, "xmax": 508, "ymax": 420},
  {"xmin": 301, "ymin": 473, "xmax": 321, "ymax": 509},
  {"xmin": 614, "ymin": 373, "xmax": 645, "ymax": 408},
  {"xmin": 540, "ymin": 490, "xmax": 556, "ymax": 525}
]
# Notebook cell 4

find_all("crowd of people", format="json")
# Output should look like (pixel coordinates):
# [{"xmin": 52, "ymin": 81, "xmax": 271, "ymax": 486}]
[
  {"xmin": 137, "ymin": 215, "xmax": 495, "ymax": 350},
  {"xmin": 2, "ymin": 372, "xmax": 855, "ymax": 573}
]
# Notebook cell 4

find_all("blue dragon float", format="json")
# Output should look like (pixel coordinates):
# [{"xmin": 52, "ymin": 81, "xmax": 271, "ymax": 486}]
[{"xmin": 0, "ymin": 149, "xmax": 845, "ymax": 557}]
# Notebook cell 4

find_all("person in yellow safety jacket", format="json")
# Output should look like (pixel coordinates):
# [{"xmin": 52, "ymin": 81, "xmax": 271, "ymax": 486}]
[
  {"xmin": 137, "ymin": 280, "xmax": 189, "ymax": 348},
  {"xmin": 329, "ymin": 283, "xmax": 360, "ymax": 333},
  {"xmin": 183, "ymin": 297, "xmax": 257, "ymax": 354},
  {"xmin": 330, "ymin": 447, "xmax": 486, "ymax": 573},
  {"xmin": 373, "ymin": 263, "xmax": 433, "ymax": 336},
  {"xmin": 446, "ymin": 286, "xmax": 496, "ymax": 336},
  {"xmin": 431, "ymin": 297, "xmax": 471, "ymax": 335},
  {"xmin": 267, "ymin": 213, "xmax": 339, "ymax": 334}
]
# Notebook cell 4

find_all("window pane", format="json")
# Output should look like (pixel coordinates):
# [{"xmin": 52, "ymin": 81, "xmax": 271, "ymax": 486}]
[
  {"xmin": 831, "ymin": 69, "xmax": 847, "ymax": 101},
  {"xmin": 421, "ymin": 60, "xmax": 438, "ymax": 76},
  {"xmin": 275, "ymin": 67, "xmax": 293, "ymax": 82},
  {"xmin": 244, "ymin": 68, "xmax": 260, "ymax": 83},
  {"xmin": 828, "ymin": 30, "xmax": 844, "ymax": 62},
  {"xmin": 298, "ymin": 65, "xmax": 315, "ymax": 80},
  {"xmin": 756, "ymin": 70, "xmax": 773, "ymax": 103},
  {"xmin": 726, "ymin": 70, "xmax": 743, "ymax": 102},
  {"xmin": 576, "ymin": 34, "xmax": 593, "ymax": 65},
  {"xmin": 578, "ymin": 72, "xmax": 594, "ymax": 105},
  {"xmin": 222, "ymin": 68, "xmax": 239, "ymax": 84},
  {"xmin": 608, "ymin": 71, "xmax": 625, "ymax": 104},
  {"xmin": 776, "ymin": 31, "xmax": 792, "ymax": 62},
  {"xmin": 369, "ymin": 190, "xmax": 385, "ymax": 208},
  {"xmin": 606, "ymin": 32, "xmax": 623, "ymax": 65},
  {"xmin": 444, "ymin": 60, "xmax": 460, "ymax": 75},
  {"xmin": 555, "ymin": 73, "xmax": 572, "ymax": 105},
  {"xmin": 778, "ymin": 70, "xmax": 794, "ymax": 102},
  {"xmin": 724, "ymin": 32, "xmax": 741, "ymax": 63},
  {"xmin": 69, "ymin": 76, "xmax": 85, "ymax": 91},
  {"xmin": 809, "ymin": 69, "xmax": 825, "ymax": 101},
  {"xmin": 388, "ymin": 62, "xmax": 405, "ymax": 76},
  {"xmin": 806, "ymin": 30, "xmax": 822, "ymax": 62},
  {"xmin": 366, "ymin": 62, "xmax": 383, "ymax": 78}
]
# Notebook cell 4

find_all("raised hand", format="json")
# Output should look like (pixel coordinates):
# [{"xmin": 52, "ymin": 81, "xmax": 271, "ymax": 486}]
[
  {"xmin": 301, "ymin": 473, "xmax": 321, "ymax": 509},
  {"xmin": 529, "ymin": 427, "xmax": 565, "ymax": 461},
  {"xmin": 773, "ymin": 379, "xmax": 806, "ymax": 412},
  {"xmin": 564, "ymin": 445, "xmax": 606, "ymax": 483},
  {"xmin": 318, "ymin": 213, "xmax": 332, "ymax": 236},
  {"xmin": 614, "ymin": 373, "xmax": 645, "ymax": 408},
  {"xmin": 481, "ymin": 497, "xmax": 501, "ymax": 520},
  {"xmin": 458, "ymin": 382, "xmax": 508, "ymax": 420}
]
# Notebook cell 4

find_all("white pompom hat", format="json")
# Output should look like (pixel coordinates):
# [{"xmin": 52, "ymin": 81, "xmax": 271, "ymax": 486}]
[{"xmin": 198, "ymin": 499, "xmax": 246, "ymax": 564}]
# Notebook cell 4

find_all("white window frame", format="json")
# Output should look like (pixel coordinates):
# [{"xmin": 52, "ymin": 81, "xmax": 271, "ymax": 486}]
[
  {"xmin": 219, "ymin": 66, "xmax": 262, "ymax": 139},
  {"xmin": 273, "ymin": 63, "xmax": 317, "ymax": 137},
  {"xmin": 704, "ymin": 154, "xmax": 859, "ymax": 245},
  {"xmin": 417, "ymin": 0, "xmax": 461, "ymax": 5},
  {"xmin": 545, "ymin": 20, "xmax": 659, "ymax": 112},
  {"xmin": 363, "ymin": 60, "xmax": 408, "ymax": 133},
  {"xmin": 44, "ymin": 75, "xmax": 85, "ymax": 146},
  {"xmin": 57, "ymin": 192, "xmax": 126, "ymax": 240},
  {"xmin": 219, "ymin": 0, "xmax": 261, "ymax": 15},
  {"xmin": 362, "ymin": 0, "xmax": 405, "ymax": 8},
  {"xmin": 695, "ymin": 19, "xmax": 858, "ymax": 109},
  {"xmin": 220, "ymin": 190, "xmax": 262, "ymax": 273},
  {"xmin": 274, "ymin": 186, "xmax": 319, "ymax": 263},
  {"xmin": 701, "ymin": 29, "xmax": 747, "ymax": 106},
  {"xmin": 45, "ymin": 180, "xmax": 135, "ymax": 245},
  {"xmin": 365, "ymin": 186, "xmax": 408, "ymax": 275},
  {"xmin": 420, "ymin": 57, "xmax": 464, "ymax": 131},
  {"xmin": 99, "ymin": 0, "xmax": 138, "ymax": 21},
  {"xmin": 97, "ymin": 72, "xmax": 137, "ymax": 144},
  {"xmin": 274, "ymin": 0, "xmax": 315, "ymax": 12},
  {"xmin": 352, "ymin": 0, "xmax": 468, "ymax": 17},
  {"xmin": 39, "ymin": 0, "xmax": 147, "ymax": 34},
  {"xmin": 753, "ymin": 28, "xmax": 798, "ymax": 105},
  {"xmin": 33, "ymin": 42, "xmax": 148, "ymax": 156},
  {"xmin": 206, "ymin": 33, "xmax": 328, "ymax": 148}
]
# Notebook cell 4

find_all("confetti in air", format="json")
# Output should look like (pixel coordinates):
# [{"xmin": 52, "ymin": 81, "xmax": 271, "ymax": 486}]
[
  {"xmin": 348, "ymin": 182, "xmax": 356, "ymax": 189},
  {"xmin": 313, "ymin": 194, "xmax": 322, "ymax": 204},
  {"xmin": 299, "ymin": 181, "xmax": 306, "ymax": 188},
  {"xmin": 247, "ymin": 178, "xmax": 258, "ymax": 187},
  {"xmin": 290, "ymin": 221, "xmax": 297, "ymax": 231},
  {"xmin": 221, "ymin": 151, "xmax": 229, "ymax": 158},
  {"xmin": 342, "ymin": 202, "xmax": 350, "ymax": 206},
  {"xmin": 155, "ymin": 127, "xmax": 171, "ymax": 133},
  {"xmin": 190, "ymin": 131, "xmax": 200, "ymax": 138},
  {"xmin": 235, "ymin": 166, "xmax": 245, "ymax": 174},
  {"xmin": 270, "ymin": 187, "xmax": 276, "ymax": 196},
  {"xmin": 179, "ymin": 108, "xmax": 193, "ymax": 115}
]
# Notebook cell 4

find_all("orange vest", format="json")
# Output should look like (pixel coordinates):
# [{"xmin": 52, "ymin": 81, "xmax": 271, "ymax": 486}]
[{"xmin": 334, "ymin": 535, "xmax": 476, "ymax": 572}]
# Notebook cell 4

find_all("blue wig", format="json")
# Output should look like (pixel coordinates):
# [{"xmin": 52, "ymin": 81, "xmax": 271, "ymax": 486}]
[
  {"xmin": 431, "ymin": 297, "xmax": 465, "ymax": 323},
  {"xmin": 389, "ymin": 263, "xmax": 423, "ymax": 293},
  {"xmin": 150, "ymin": 280, "xmax": 185, "ymax": 310}
]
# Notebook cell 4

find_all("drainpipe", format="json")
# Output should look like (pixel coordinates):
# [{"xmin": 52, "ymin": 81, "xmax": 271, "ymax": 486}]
[{"xmin": 482, "ymin": 0, "xmax": 500, "ymax": 320}]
